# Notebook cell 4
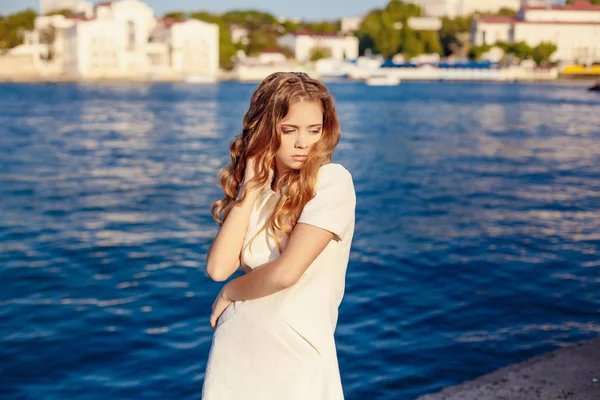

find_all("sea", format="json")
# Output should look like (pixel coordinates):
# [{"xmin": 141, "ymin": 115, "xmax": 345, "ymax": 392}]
[{"xmin": 1, "ymin": 80, "xmax": 599, "ymax": 399}]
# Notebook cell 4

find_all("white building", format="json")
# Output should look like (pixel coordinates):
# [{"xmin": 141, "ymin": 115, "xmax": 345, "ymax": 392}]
[
  {"xmin": 153, "ymin": 17, "xmax": 220, "ymax": 78},
  {"xmin": 473, "ymin": 1, "xmax": 600, "ymax": 63},
  {"xmin": 341, "ymin": 16, "xmax": 362, "ymax": 33},
  {"xmin": 277, "ymin": 32, "xmax": 359, "ymax": 63},
  {"xmin": 410, "ymin": 0, "xmax": 521, "ymax": 18},
  {"xmin": 230, "ymin": 24, "xmax": 249, "ymax": 45},
  {"xmin": 64, "ymin": 0, "xmax": 156, "ymax": 78},
  {"xmin": 257, "ymin": 50, "xmax": 287, "ymax": 64},
  {"xmin": 48, "ymin": 0, "xmax": 219, "ymax": 80}
]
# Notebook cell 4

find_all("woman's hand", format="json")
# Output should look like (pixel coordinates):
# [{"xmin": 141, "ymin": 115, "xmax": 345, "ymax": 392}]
[
  {"xmin": 242, "ymin": 157, "xmax": 275, "ymax": 187},
  {"xmin": 210, "ymin": 286, "xmax": 232, "ymax": 330}
]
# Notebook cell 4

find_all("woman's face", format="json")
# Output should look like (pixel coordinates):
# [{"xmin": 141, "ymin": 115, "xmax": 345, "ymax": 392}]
[{"xmin": 275, "ymin": 100, "xmax": 323, "ymax": 172}]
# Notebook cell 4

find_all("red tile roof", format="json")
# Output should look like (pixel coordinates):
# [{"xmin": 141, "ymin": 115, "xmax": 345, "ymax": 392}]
[
  {"xmin": 477, "ymin": 16, "xmax": 517, "ymax": 23},
  {"xmin": 157, "ymin": 17, "xmax": 186, "ymax": 29},
  {"xmin": 477, "ymin": 16, "xmax": 600, "ymax": 25},
  {"xmin": 522, "ymin": 0, "xmax": 600, "ymax": 11},
  {"xmin": 94, "ymin": 1, "xmax": 114, "ymax": 9},
  {"xmin": 293, "ymin": 31, "xmax": 345, "ymax": 38},
  {"xmin": 67, "ymin": 16, "xmax": 90, "ymax": 21}
]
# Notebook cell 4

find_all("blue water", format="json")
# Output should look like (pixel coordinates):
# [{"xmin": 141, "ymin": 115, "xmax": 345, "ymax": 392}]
[{"xmin": 1, "ymin": 81, "xmax": 599, "ymax": 400}]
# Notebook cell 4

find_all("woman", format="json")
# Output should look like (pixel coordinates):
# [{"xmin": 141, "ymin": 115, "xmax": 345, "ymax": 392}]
[{"xmin": 202, "ymin": 72, "xmax": 356, "ymax": 400}]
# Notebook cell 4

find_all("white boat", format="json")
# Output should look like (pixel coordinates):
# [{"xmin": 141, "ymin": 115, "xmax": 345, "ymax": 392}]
[
  {"xmin": 185, "ymin": 75, "xmax": 217, "ymax": 84},
  {"xmin": 365, "ymin": 75, "xmax": 401, "ymax": 86}
]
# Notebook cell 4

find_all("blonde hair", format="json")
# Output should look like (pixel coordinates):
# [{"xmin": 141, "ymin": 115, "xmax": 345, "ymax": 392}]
[{"xmin": 211, "ymin": 72, "xmax": 341, "ymax": 252}]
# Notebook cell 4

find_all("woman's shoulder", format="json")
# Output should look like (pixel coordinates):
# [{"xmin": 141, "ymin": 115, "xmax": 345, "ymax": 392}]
[
  {"xmin": 314, "ymin": 163, "xmax": 354, "ymax": 192},
  {"xmin": 317, "ymin": 163, "xmax": 352, "ymax": 179}
]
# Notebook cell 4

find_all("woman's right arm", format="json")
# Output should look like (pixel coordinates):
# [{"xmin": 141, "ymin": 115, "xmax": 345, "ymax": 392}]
[
  {"xmin": 206, "ymin": 185, "xmax": 260, "ymax": 281},
  {"xmin": 206, "ymin": 158, "xmax": 267, "ymax": 281}
]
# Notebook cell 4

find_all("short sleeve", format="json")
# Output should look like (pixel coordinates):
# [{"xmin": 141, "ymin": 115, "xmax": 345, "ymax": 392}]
[{"xmin": 297, "ymin": 163, "xmax": 356, "ymax": 241}]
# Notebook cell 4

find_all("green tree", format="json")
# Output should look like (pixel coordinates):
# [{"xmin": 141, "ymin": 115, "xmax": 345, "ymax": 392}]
[
  {"xmin": 510, "ymin": 41, "xmax": 533, "ymax": 61},
  {"xmin": 188, "ymin": 11, "xmax": 238, "ymax": 70},
  {"xmin": 468, "ymin": 43, "xmax": 491, "ymax": 60},
  {"xmin": 164, "ymin": 11, "xmax": 188, "ymax": 19},
  {"xmin": 310, "ymin": 47, "xmax": 330, "ymax": 61},
  {"xmin": 496, "ymin": 7, "xmax": 518, "ymax": 17},
  {"xmin": 566, "ymin": 0, "xmax": 600, "ymax": 3},
  {"xmin": 298, "ymin": 20, "xmax": 340, "ymax": 34},
  {"xmin": 495, "ymin": 40, "xmax": 533, "ymax": 62},
  {"xmin": 281, "ymin": 20, "xmax": 299, "ymax": 33},
  {"xmin": 401, "ymin": 26, "xmax": 423, "ymax": 58},
  {"xmin": 221, "ymin": 10, "xmax": 283, "ymax": 56},
  {"xmin": 532, "ymin": 41, "xmax": 557, "ymax": 66},
  {"xmin": 45, "ymin": 8, "xmax": 74, "ymax": 17},
  {"xmin": 356, "ymin": 0, "xmax": 423, "ymax": 59},
  {"xmin": 439, "ymin": 15, "xmax": 471, "ymax": 57},
  {"xmin": 0, "ymin": 8, "xmax": 37, "ymax": 50},
  {"xmin": 417, "ymin": 30, "xmax": 442, "ymax": 55}
]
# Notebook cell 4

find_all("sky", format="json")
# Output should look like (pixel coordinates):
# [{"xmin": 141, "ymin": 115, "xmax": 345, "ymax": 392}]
[{"xmin": 0, "ymin": 0, "xmax": 389, "ymax": 20}]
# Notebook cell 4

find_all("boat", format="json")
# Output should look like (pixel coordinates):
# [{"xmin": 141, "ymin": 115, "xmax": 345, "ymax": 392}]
[
  {"xmin": 560, "ymin": 65, "xmax": 600, "ymax": 79},
  {"xmin": 184, "ymin": 75, "xmax": 217, "ymax": 84},
  {"xmin": 365, "ymin": 75, "xmax": 401, "ymax": 86},
  {"xmin": 588, "ymin": 82, "xmax": 600, "ymax": 92}
]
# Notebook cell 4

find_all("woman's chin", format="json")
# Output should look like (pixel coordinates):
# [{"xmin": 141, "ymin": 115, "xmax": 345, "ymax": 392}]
[{"xmin": 284, "ymin": 160, "xmax": 304, "ymax": 170}]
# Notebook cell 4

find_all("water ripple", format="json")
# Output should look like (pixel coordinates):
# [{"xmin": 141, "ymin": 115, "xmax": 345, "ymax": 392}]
[{"xmin": 1, "ymin": 81, "xmax": 599, "ymax": 399}]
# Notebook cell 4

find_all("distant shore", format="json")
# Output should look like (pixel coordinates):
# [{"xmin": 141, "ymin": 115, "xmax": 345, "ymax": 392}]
[
  {"xmin": 418, "ymin": 337, "xmax": 600, "ymax": 400},
  {"xmin": 0, "ymin": 75, "xmax": 597, "ymax": 84}
]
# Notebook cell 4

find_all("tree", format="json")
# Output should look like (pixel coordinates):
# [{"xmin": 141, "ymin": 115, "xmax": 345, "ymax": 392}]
[
  {"xmin": 164, "ymin": 11, "xmax": 187, "ymax": 19},
  {"xmin": 510, "ymin": 41, "xmax": 533, "ymax": 61},
  {"xmin": 188, "ymin": 11, "xmax": 238, "ymax": 70},
  {"xmin": 297, "ymin": 20, "xmax": 340, "ymax": 34},
  {"xmin": 221, "ymin": 10, "xmax": 283, "ymax": 56},
  {"xmin": 532, "ymin": 41, "xmax": 557, "ymax": 66},
  {"xmin": 468, "ymin": 43, "xmax": 491, "ymax": 60},
  {"xmin": 495, "ymin": 40, "xmax": 534, "ymax": 63},
  {"xmin": 439, "ymin": 15, "xmax": 471, "ymax": 57},
  {"xmin": 0, "ymin": 8, "xmax": 37, "ymax": 50},
  {"xmin": 45, "ymin": 8, "xmax": 74, "ymax": 17},
  {"xmin": 310, "ymin": 47, "xmax": 330, "ymax": 61},
  {"xmin": 401, "ymin": 26, "xmax": 424, "ymax": 57},
  {"xmin": 417, "ymin": 30, "xmax": 442, "ymax": 55},
  {"xmin": 356, "ymin": 0, "xmax": 423, "ymax": 59},
  {"xmin": 566, "ymin": 0, "xmax": 600, "ymax": 3},
  {"xmin": 496, "ymin": 7, "xmax": 517, "ymax": 17}
]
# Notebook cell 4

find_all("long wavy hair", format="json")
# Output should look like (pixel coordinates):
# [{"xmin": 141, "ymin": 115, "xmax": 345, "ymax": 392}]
[{"xmin": 211, "ymin": 72, "xmax": 341, "ymax": 252}]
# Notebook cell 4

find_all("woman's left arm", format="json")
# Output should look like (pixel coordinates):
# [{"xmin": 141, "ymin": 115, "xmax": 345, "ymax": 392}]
[
  {"xmin": 209, "ymin": 223, "xmax": 333, "ymax": 328},
  {"xmin": 225, "ymin": 223, "xmax": 333, "ymax": 300}
]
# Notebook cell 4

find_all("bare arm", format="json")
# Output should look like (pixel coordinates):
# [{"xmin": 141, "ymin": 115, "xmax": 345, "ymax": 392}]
[
  {"xmin": 206, "ymin": 185, "xmax": 261, "ymax": 282},
  {"xmin": 222, "ymin": 222, "xmax": 334, "ymax": 301}
]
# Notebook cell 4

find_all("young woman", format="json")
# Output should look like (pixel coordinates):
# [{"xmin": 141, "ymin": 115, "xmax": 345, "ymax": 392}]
[{"xmin": 201, "ymin": 72, "xmax": 356, "ymax": 400}]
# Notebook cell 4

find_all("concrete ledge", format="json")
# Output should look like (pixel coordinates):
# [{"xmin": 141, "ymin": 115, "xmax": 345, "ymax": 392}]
[{"xmin": 418, "ymin": 337, "xmax": 600, "ymax": 400}]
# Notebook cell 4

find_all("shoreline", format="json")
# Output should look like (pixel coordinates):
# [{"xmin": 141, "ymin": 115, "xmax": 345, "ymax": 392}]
[
  {"xmin": 0, "ymin": 76, "xmax": 597, "ymax": 85},
  {"xmin": 417, "ymin": 337, "xmax": 600, "ymax": 400}
]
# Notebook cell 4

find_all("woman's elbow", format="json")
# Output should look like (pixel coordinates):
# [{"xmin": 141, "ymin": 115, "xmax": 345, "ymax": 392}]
[
  {"xmin": 277, "ymin": 271, "xmax": 300, "ymax": 289},
  {"xmin": 206, "ymin": 262, "xmax": 231, "ymax": 282}
]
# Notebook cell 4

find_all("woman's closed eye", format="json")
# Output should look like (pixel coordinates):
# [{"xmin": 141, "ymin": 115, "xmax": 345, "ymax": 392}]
[{"xmin": 282, "ymin": 129, "xmax": 321, "ymax": 134}]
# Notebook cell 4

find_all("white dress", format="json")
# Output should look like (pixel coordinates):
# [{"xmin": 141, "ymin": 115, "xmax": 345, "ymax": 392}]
[{"xmin": 202, "ymin": 163, "xmax": 356, "ymax": 400}]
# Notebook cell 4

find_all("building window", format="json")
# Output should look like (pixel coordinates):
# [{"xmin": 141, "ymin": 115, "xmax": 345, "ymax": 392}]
[{"xmin": 128, "ymin": 21, "xmax": 136, "ymax": 51}]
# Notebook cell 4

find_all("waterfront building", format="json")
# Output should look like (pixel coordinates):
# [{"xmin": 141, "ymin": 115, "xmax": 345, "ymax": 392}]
[
  {"xmin": 472, "ymin": 0, "xmax": 600, "ymax": 64},
  {"xmin": 409, "ymin": 0, "xmax": 521, "ymax": 18},
  {"xmin": 277, "ymin": 32, "xmax": 359, "ymax": 63},
  {"xmin": 341, "ymin": 16, "xmax": 362, "ymax": 33},
  {"xmin": 9, "ymin": 0, "xmax": 219, "ymax": 80}
]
